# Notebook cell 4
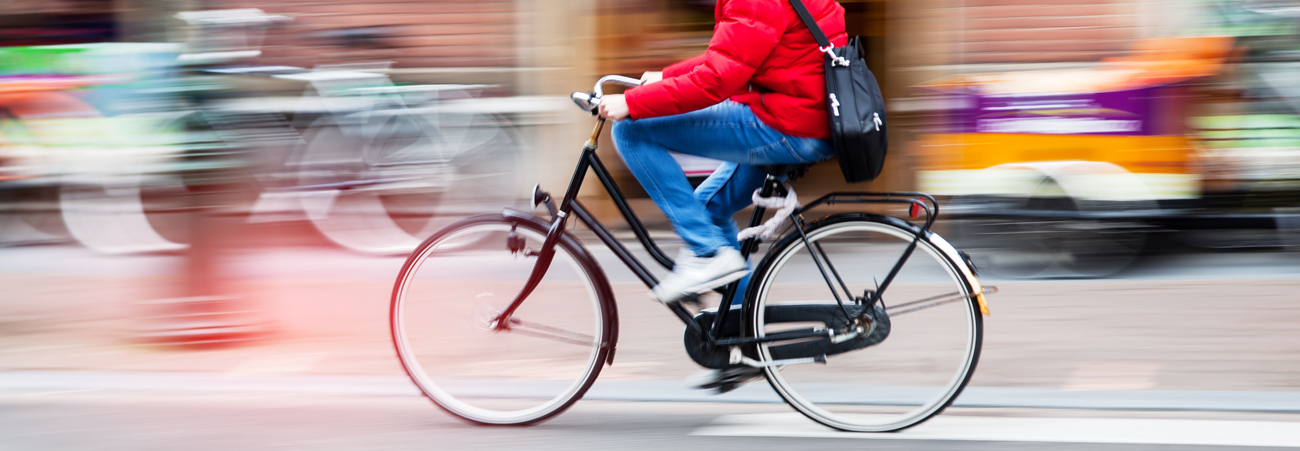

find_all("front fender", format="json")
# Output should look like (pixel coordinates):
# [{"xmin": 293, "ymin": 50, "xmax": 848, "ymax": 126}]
[{"xmin": 501, "ymin": 208, "xmax": 622, "ymax": 363}]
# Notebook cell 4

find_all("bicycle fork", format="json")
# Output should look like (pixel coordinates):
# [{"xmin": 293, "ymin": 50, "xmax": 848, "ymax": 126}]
[{"xmin": 490, "ymin": 118, "xmax": 609, "ymax": 331}]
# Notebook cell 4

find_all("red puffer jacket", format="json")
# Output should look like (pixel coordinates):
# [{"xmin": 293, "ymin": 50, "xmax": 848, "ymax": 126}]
[{"xmin": 625, "ymin": 0, "xmax": 847, "ymax": 139}]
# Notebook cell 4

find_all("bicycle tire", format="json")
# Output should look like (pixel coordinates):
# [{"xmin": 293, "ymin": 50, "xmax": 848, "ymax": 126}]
[
  {"xmin": 745, "ymin": 213, "xmax": 982, "ymax": 432},
  {"xmin": 391, "ymin": 212, "xmax": 617, "ymax": 425}
]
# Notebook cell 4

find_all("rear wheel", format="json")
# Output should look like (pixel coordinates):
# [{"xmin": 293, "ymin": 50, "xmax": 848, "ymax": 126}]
[
  {"xmin": 391, "ymin": 214, "xmax": 612, "ymax": 425},
  {"xmin": 747, "ymin": 214, "xmax": 982, "ymax": 432}
]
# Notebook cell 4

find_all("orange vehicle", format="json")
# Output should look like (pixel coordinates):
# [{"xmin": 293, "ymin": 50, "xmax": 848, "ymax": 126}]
[{"xmin": 913, "ymin": 36, "xmax": 1242, "ymax": 277}]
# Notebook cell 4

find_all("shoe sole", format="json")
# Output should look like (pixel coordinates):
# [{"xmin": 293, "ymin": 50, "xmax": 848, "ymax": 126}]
[
  {"xmin": 690, "ymin": 366, "xmax": 765, "ymax": 390},
  {"xmin": 651, "ymin": 269, "xmax": 750, "ymax": 304}
]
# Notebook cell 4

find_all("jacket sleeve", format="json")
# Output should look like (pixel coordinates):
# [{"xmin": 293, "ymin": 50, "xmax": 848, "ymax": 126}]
[
  {"xmin": 626, "ymin": 0, "xmax": 788, "ymax": 120},
  {"xmin": 663, "ymin": 54, "xmax": 706, "ymax": 78}
]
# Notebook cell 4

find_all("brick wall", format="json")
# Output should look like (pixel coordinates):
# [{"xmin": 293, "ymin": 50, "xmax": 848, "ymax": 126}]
[
  {"xmin": 947, "ymin": 0, "xmax": 1142, "ymax": 64},
  {"xmin": 210, "ymin": 0, "xmax": 523, "ymax": 69}
]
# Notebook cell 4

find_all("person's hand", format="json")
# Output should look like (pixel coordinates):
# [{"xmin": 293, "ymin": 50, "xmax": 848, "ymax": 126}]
[
  {"xmin": 640, "ymin": 71, "xmax": 663, "ymax": 85},
  {"xmin": 599, "ymin": 94, "xmax": 630, "ymax": 121}
]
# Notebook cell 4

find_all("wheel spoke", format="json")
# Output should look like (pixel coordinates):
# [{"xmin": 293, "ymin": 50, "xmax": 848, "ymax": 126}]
[
  {"xmin": 814, "ymin": 241, "xmax": 855, "ymax": 306},
  {"xmin": 885, "ymin": 291, "xmax": 966, "ymax": 316},
  {"xmin": 506, "ymin": 317, "xmax": 596, "ymax": 347}
]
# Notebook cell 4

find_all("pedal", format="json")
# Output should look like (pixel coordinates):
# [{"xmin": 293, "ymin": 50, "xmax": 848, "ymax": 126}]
[
  {"xmin": 692, "ymin": 366, "xmax": 764, "ymax": 393},
  {"xmin": 715, "ymin": 381, "xmax": 745, "ymax": 394}
]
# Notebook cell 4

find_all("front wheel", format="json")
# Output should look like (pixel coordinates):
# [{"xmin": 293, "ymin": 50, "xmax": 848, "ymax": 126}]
[
  {"xmin": 746, "ymin": 214, "xmax": 983, "ymax": 432},
  {"xmin": 391, "ymin": 214, "xmax": 614, "ymax": 425}
]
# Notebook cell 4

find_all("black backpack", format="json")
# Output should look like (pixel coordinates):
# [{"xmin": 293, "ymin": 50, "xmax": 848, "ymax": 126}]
[{"xmin": 789, "ymin": 0, "xmax": 888, "ymax": 183}]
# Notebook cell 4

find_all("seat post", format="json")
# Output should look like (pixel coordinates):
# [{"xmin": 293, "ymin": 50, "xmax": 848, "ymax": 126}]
[
  {"xmin": 708, "ymin": 173, "xmax": 788, "ymax": 343},
  {"xmin": 759, "ymin": 174, "xmax": 787, "ymax": 198}
]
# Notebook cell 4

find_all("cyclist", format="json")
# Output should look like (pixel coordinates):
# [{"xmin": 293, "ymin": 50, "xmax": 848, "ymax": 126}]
[{"xmin": 598, "ymin": 0, "xmax": 847, "ymax": 306}]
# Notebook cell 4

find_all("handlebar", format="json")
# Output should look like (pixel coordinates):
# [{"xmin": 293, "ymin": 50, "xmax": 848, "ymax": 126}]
[{"xmin": 570, "ymin": 75, "xmax": 643, "ymax": 115}]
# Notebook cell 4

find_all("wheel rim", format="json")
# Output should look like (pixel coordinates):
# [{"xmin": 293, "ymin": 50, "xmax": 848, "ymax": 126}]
[
  {"xmin": 752, "ymin": 219, "xmax": 979, "ymax": 432},
  {"xmin": 393, "ymin": 220, "xmax": 605, "ymax": 424}
]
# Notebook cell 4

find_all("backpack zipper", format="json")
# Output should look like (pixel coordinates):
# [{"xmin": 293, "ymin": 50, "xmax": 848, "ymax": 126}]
[{"xmin": 873, "ymin": 112, "xmax": 882, "ymax": 131}]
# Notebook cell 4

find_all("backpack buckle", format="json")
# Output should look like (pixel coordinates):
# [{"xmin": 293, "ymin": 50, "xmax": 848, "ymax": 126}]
[{"xmin": 820, "ymin": 45, "xmax": 850, "ymax": 67}]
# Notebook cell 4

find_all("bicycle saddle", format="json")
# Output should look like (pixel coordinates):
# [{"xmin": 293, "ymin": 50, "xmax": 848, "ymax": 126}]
[{"xmin": 756, "ymin": 163, "xmax": 813, "ymax": 181}]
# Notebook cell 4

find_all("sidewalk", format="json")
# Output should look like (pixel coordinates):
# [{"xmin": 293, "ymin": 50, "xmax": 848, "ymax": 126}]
[{"xmin": 2, "ymin": 229, "xmax": 1300, "ymax": 410}]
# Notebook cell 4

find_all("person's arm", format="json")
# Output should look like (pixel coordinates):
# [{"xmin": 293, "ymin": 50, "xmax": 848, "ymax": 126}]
[
  {"xmin": 662, "ymin": 55, "xmax": 706, "ymax": 78},
  {"xmin": 625, "ymin": 0, "xmax": 788, "ymax": 120}
]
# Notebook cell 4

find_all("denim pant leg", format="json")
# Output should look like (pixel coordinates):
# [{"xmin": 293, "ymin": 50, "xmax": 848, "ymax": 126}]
[
  {"xmin": 695, "ymin": 163, "xmax": 768, "ymax": 250},
  {"xmin": 611, "ymin": 101, "xmax": 831, "ymax": 258},
  {"xmin": 612, "ymin": 125, "xmax": 729, "ymax": 257},
  {"xmin": 694, "ymin": 162, "xmax": 772, "ymax": 305}
]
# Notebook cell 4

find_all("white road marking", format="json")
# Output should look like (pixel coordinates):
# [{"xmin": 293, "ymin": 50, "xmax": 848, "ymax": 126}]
[
  {"xmin": 692, "ymin": 413, "xmax": 1300, "ymax": 448},
  {"xmin": 2, "ymin": 371, "xmax": 1300, "ymax": 414}
]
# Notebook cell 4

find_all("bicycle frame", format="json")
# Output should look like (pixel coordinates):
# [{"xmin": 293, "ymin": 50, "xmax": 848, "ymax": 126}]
[{"xmin": 490, "ymin": 116, "xmax": 954, "ymax": 353}]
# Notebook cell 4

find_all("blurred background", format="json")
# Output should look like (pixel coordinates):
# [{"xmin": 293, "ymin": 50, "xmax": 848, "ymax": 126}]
[
  {"xmin": 2, "ymin": 0, "xmax": 1300, "ymax": 449},
  {"xmin": 5, "ymin": 0, "xmax": 1300, "ymax": 275}
]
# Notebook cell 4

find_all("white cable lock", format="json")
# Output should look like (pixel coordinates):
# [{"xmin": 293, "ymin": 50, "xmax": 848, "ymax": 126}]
[{"xmin": 737, "ymin": 184, "xmax": 800, "ymax": 241}]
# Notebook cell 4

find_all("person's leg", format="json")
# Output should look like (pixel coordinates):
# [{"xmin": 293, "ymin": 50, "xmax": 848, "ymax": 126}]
[
  {"xmin": 611, "ymin": 121, "xmax": 747, "ymax": 303},
  {"xmin": 612, "ymin": 118, "xmax": 727, "ymax": 259},
  {"xmin": 612, "ymin": 101, "xmax": 830, "ymax": 258},
  {"xmin": 615, "ymin": 102, "xmax": 833, "ymax": 385},
  {"xmin": 694, "ymin": 162, "xmax": 771, "ymax": 307},
  {"xmin": 611, "ymin": 101, "xmax": 831, "ymax": 303},
  {"xmin": 695, "ymin": 163, "xmax": 772, "ymax": 247}
]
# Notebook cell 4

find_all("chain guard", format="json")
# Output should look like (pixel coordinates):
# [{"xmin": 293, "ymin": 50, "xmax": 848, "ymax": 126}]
[{"xmin": 684, "ymin": 303, "xmax": 891, "ymax": 369}]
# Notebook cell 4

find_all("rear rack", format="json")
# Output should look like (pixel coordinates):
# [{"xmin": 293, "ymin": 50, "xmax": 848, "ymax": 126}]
[{"xmin": 800, "ymin": 191, "xmax": 941, "ymax": 231}]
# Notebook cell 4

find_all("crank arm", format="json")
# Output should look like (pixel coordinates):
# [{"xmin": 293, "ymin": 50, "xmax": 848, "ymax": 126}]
[{"xmin": 730, "ymin": 347, "xmax": 826, "ymax": 368}]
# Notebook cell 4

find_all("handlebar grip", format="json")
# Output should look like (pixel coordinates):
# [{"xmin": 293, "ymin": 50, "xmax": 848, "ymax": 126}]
[{"xmin": 593, "ymin": 75, "xmax": 644, "ymax": 97}]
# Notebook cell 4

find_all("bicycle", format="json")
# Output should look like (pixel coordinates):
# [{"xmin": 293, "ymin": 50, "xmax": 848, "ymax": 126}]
[
  {"xmin": 49, "ymin": 10, "xmax": 524, "ymax": 255},
  {"xmin": 389, "ymin": 75, "xmax": 993, "ymax": 432}
]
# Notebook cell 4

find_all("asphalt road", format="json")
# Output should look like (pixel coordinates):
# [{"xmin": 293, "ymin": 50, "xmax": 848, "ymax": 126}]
[
  {"xmin": 4, "ymin": 391, "xmax": 1298, "ymax": 451},
  {"xmin": 1, "ymin": 239, "xmax": 1298, "ymax": 450}
]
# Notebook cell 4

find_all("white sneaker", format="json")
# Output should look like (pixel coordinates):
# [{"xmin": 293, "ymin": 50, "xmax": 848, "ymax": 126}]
[{"xmin": 651, "ymin": 247, "xmax": 748, "ymax": 304}]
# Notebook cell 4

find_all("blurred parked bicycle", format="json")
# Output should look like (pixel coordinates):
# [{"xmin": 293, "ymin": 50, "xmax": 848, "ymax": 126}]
[{"xmin": 1, "ymin": 9, "xmax": 526, "ymax": 254}]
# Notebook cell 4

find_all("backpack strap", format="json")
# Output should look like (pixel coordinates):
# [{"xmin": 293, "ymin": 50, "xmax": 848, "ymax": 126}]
[
  {"xmin": 788, "ymin": 0, "xmax": 848, "ymax": 65},
  {"xmin": 788, "ymin": 0, "xmax": 830, "ymax": 49}
]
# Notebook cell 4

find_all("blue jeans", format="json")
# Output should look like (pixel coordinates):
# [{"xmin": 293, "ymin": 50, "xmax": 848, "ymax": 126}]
[{"xmin": 612, "ymin": 101, "xmax": 834, "ymax": 303}]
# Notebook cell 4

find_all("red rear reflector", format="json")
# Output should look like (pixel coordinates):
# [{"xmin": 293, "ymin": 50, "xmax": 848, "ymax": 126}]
[{"xmin": 909, "ymin": 202, "xmax": 921, "ymax": 218}]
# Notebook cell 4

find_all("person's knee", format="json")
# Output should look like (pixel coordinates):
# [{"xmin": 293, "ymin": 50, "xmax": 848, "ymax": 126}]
[{"xmin": 611, "ymin": 120, "xmax": 643, "ymax": 154}]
